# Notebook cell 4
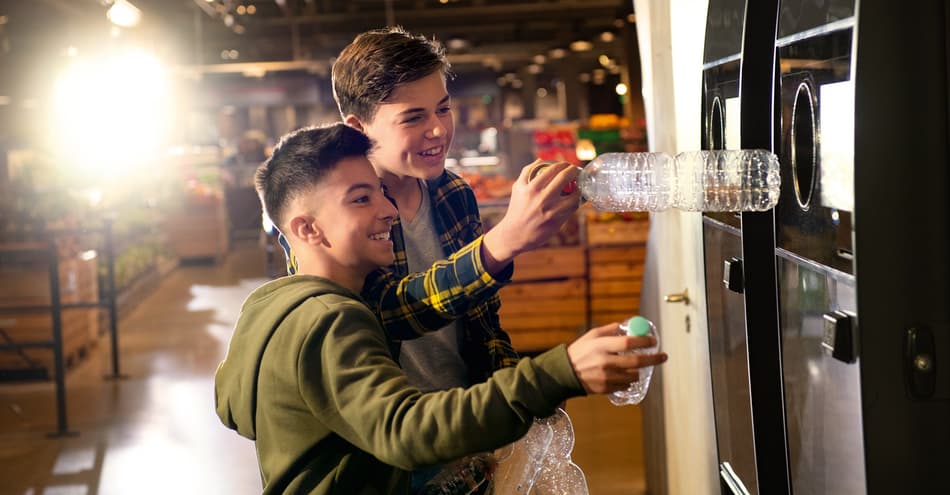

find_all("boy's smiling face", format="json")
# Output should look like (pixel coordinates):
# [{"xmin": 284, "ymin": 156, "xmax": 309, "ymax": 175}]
[
  {"xmin": 351, "ymin": 71, "xmax": 454, "ymax": 181},
  {"xmin": 306, "ymin": 156, "xmax": 397, "ymax": 279}
]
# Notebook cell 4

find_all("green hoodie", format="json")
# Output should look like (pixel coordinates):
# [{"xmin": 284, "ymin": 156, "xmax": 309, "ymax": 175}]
[{"xmin": 215, "ymin": 275, "xmax": 586, "ymax": 494}]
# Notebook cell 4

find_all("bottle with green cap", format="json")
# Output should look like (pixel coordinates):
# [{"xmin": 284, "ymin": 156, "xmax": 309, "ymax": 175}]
[{"xmin": 609, "ymin": 315, "xmax": 660, "ymax": 406}]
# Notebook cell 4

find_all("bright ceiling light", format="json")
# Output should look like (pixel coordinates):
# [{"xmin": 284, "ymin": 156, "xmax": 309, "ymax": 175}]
[
  {"xmin": 53, "ymin": 50, "xmax": 171, "ymax": 175},
  {"xmin": 569, "ymin": 39, "xmax": 593, "ymax": 52},
  {"xmin": 107, "ymin": 0, "xmax": 142, "ymax": 28},
  {"xmin": 615, "ymin": 83, "xmax": 629, "ymax": 96}
]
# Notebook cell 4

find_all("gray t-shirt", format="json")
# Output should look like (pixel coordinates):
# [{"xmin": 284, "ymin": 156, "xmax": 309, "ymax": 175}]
[{"xmin": 397, "ymin": 180, "xmax": 470, "ymax": 392}]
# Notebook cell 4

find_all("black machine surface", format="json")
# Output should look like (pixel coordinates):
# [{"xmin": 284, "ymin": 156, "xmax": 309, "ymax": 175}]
[{"xmin": 701, "ymin": 1, "xmax": 950, "ymax": 493}]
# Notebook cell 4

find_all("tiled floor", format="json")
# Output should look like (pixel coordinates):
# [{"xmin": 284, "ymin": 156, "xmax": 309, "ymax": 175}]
[{"xmin": 0, "ymin": 241, "xmax": 646, "ymax": 495}]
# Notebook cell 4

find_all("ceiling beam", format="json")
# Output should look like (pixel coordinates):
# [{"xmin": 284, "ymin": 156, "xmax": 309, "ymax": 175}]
[{"xmin": 257, "ymin": 0, "xmax": 625, "ymax": 27}]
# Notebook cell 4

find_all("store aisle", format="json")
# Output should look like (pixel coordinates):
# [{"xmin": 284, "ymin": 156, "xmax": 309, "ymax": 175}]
[{"xmin": 0, "ymin": 241, "xmax": 646, "ymax": 495}]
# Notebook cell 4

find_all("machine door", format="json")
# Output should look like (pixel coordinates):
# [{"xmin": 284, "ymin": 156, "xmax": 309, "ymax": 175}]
[
  {"xmin": 704, "ymin": 219, "xmax": 757, "ymax": 494},
  {"xmin": 775, "ymin": 2, "xmax": 867, "ymax": 492}
]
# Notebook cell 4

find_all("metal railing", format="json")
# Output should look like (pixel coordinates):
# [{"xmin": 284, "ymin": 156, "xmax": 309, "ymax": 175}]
[{"xmin": 0, "ymin": 220, "xmax": 120, "ymax": 436}]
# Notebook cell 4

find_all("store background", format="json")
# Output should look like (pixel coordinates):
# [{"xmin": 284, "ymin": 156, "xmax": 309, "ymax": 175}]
[{"xmin": 0, "ymin": 1, "xmax": 668, "ymax": 494}]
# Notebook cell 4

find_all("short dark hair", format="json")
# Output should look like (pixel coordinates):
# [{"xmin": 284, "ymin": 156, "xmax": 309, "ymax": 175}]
[
  {"xmin": 332, "ymin": 26, "xmax": 453, "ymax": 122},
  {"xmin": 255, "ymin": 123, "xmax": 372, "ymax": 229}
]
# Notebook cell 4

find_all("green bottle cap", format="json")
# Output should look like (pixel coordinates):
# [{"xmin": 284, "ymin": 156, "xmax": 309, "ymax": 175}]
[{"xmin": 625, "ymin": 316, "xmax": 652, "ymax": 337}]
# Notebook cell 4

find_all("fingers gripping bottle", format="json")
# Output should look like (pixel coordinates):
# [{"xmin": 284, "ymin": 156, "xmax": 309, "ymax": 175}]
[{"xmin": 609, "ymin": 316, "xmax": 660, "ymax": 406}]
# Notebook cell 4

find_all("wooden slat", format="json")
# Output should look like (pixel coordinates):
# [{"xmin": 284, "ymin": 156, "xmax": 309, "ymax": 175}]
[
  {"xmin": 586, "ymin": 220, "xmax": 649, "ymax": 246},
  {"xmin": 589, "ymin": 261, "xmax": 644, "ymax": 281},
  {"xmin": 588, "ymin": 246, "xmax": 647, "ymax": 264},
  {"xmin": 508, "ymin": 329, "xmax": 580, "ymax": 352},
  {"xmin": 499, "ymin": 298, "xmax": 587, "ymax": 318},
  {"xmin": 591, "ymin": 296, "xmax": 640, "ymax": 313},
  {"xmin": 501, "ymin": 278, "xmax": 586, "ymax": 299},
  {"xmin": 511, "ymin": 246, "xmax": 586, "ymax": 282},
  {"xmin": 591, "ymin": 311, "xmax": 640, "ymax": 327},
  {"xmin": 501, "ymin": 312, "xmax": 588, "ymax": 332},
  {"xmin": 590, "ymin": 279, "xmax": 642, "ymax": 297}
]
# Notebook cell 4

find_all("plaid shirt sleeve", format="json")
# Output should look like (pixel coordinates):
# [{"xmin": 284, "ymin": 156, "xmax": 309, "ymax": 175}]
[
  {"xmin": 360, "ymin": 234, "xmax": 513, "ymax": 341},
  {"xmin": 432, "ymin": 172, "xmax": 520, "ymax": 377}
]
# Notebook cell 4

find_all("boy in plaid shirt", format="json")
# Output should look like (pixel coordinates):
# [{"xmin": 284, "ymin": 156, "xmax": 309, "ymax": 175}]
[{"xmin": 281, "ymin": 27, "xmax": 582, "ymax": 490}]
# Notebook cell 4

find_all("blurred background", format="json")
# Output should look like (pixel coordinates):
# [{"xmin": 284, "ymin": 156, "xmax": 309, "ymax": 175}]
[{"xmin": 0, "ymin": 2, "xmax": 654, "ymax": 494}]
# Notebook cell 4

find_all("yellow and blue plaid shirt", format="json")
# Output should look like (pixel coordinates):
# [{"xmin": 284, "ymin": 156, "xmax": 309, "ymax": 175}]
[{"xmin": 280, "ymin": 169, "xmax": 519, "ymax": 383}]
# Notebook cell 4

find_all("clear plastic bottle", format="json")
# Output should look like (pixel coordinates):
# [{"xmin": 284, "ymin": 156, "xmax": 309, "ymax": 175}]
[
  {"xmin": 576, "ymin": 152, "xmax": 676, "ymax": 212},
  {"xmin": 575, "ymin": 149, "xmax": 780, "ymax": 212},
  {"xmin": 608, "ymin": 316, "xmax": 660, "ymax": 406},
  {"xmin": 673, "ymin": 149, "xmax": 781, "ymax": 212}
]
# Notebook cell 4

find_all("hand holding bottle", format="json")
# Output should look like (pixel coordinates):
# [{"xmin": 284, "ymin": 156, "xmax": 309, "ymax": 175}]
[
  {"xmin": 481, "ymin": 160, "xmax": 581, "ymax": 271},
  {"xmin": 566, "ymin": 322, "xmax": 666, "ymax": 395}
]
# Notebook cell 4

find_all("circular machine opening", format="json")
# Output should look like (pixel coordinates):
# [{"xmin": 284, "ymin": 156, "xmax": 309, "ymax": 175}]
[
  {"xmin": 790, "ymin": 82, "xmax": 817, "ymax": 208},
  {"xmin": 709, "ymin": 96, "xmax": 725, "ymax": 150}
]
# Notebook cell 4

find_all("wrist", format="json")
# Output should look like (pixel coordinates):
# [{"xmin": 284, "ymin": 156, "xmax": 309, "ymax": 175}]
[
  {"xmin": 483, "ymin": 227, "xmax": 518, "ymax": 262},
  {"xmin": 482, "ymin": 228, "xmax": 518, "ymax": 274}
]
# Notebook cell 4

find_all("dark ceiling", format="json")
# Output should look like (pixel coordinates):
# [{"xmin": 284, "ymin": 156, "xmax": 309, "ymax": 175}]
[{"xmin": 0, "ymin": 0, "xmax": 635, "ymax": 87}]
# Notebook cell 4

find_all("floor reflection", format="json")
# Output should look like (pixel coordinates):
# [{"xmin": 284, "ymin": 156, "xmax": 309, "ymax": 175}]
[{"xmin": 0, "ymin": 240, "xmax": 645, "ymax": 495}]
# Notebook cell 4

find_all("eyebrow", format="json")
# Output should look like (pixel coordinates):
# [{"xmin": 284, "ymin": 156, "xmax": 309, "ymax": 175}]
[
  {"xmin": 397, "ymin": 95, "xmax": 451, "ymax": 117},
  {"xmin": 345, "ymin": 183, "xmax": 376, "ymax": 195}
]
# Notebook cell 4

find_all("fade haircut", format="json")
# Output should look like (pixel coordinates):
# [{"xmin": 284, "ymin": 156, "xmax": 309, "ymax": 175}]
[
  {"xmin": 255, "ymin": 123, "xmax": 373, "ymax": 230},
  {"xmin": 332, "ymin": 26, "xmax": 453, "ymax": 122}
]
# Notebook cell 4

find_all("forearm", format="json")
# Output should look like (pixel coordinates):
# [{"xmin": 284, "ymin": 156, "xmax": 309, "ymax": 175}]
[
  {"xmin": 313, "ymin": 327, "xmax": 584, "ymax": 471},
  {"xmin": 363, "ymin": 235, "xmax": 513, "ymax": 340}
]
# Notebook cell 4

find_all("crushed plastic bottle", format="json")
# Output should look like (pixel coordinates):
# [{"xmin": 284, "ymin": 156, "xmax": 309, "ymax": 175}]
[
  {"xmin": 490, "ymin": 408, "xmax": 589, "ymax": 494},
  {"xmin": 609, "ymin": 316, "xmax": 660, "ymax": 406}
]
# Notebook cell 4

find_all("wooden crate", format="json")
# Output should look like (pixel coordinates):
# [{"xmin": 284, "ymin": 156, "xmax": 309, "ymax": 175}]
[
  {"xmin": 500, "ymin": 248, "xmax": 588, "ymax": 352},
  {"xmin": 587, "ymin": 245, "xmax": 646, "ymax": 327},
  {"xmin": 586, "ymin": 219, "xmax": 650, "ymax": 247},
  {"xmin": 0, "ymin": 255, "xmax": 99, "ymax": 379},
  {"xmin": 511, "ymin": 246, "xmax": 586, "ymax": 282},
  {"xmin": 164, "ymin": 197, "xmax": 230, "ymax": 261}
]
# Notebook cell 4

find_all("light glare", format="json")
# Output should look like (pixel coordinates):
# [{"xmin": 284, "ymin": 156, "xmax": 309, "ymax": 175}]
[
  {"xmin": 53, "ymin": 51, "xmax": 171, "ymax": 177},
  {"xmin": 107, "ymin": 0, "xmax": 142, "ymax": 27}
]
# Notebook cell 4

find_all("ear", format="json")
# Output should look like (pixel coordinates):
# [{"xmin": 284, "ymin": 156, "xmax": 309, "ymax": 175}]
[
  {"xmin": 344, "ymin": 114, "xmax": 365, "ymax": 132},
  {"xmin": 287, "ymin": 215, "xmax": 325, "ymax": 246}
]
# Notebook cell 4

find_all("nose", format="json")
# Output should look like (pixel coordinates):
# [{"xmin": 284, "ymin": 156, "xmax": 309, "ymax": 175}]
[
  {"xmin": 426, "ymin": 117, "xmax": 446, "ymax": 139},
  {"xmin": 380, "ymin": 199, "xmax": 397, "ymax": 223}
]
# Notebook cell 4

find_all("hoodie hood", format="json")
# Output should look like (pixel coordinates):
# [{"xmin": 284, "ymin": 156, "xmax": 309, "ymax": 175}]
[{"xmin": 214, "ymin": 275, "xmax": 360, "ymax": 440}]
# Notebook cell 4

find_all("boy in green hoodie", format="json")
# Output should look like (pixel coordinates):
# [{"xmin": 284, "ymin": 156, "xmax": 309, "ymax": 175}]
[{"xmin": 214, "ymin": 123, "xmax": 667, "ymax": 495}]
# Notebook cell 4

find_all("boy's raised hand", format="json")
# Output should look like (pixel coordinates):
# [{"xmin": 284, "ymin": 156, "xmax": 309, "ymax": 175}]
[
  {"xmin": 566, "ymin": 323, "xmax": 668, "ymax": 394},
  {"xmin": 482, "ymin": 160, "xmax": 581, "ymax": 270}
]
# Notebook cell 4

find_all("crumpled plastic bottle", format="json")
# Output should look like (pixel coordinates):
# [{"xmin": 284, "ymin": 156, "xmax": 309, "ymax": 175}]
[
  {"xmin": 608, "ymin": 316, "xmax": 660, "ymax": 406},
  {"xmin": 490, "ymin": 408, "xmax": 589, "ymax": 494}
]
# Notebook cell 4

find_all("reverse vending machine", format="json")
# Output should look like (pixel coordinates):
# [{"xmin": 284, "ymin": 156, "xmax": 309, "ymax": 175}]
[
  {"xmin": 702, "ymin": 1, "xmax": 789, "ymax": 493},
  {"xmin": 702, "ymin": 1, "xmax": 950, "ymax": 493}
]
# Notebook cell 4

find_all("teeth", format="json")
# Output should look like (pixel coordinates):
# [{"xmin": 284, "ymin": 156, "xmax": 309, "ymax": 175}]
[
  {"xmin": 420, "ymin": 146, "xmax": 442, "ymax": 156},
  {"xmin": 369, "ymin": 232, "xmax": 391, "ymax": 241}
]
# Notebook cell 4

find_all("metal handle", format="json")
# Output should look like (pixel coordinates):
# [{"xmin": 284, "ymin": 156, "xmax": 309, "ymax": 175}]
[{"xmin": 664, "ymin": 288, "xmax": 690, "ymax": 305}]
